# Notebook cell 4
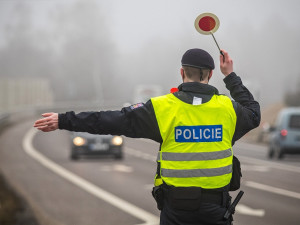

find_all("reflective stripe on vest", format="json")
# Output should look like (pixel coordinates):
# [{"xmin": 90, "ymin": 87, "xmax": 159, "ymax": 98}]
[
  {"xmin": 161, "ymin": 165, "xmax": 232, "ymax": 177},
  {"xmin": 161, "ymin": 148, "xmax": 232, "ymax": 161},
  {"xmin": 151, "ymin": 93, "xmax": 237, "ymax": 189}
]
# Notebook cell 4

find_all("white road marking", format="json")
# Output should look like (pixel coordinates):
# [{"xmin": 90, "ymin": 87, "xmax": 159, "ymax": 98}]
[
  {"xmin": 236, "ymin": 204, "xmax": 265, "ymax": 217},
  {"xmin": 114, "ymin": 164, "xmax": 133, "ymax": 173},
  {"xmin": 23, "ymin": 128, "xmax": 159, "ymax": 225},
  {"xmin": 238, "ymin": 155, "xmax": 300, "ymax": 174},
  {"xmin": 99, "ymin": 165, "xmax": 111, "ymax": 172},
  {"xmin": 242, "ymin": 165, "xmax": 270, "ymax": 172},
  {"xmin": 245, "ymin": 181, "xmax": 300, "ymax": 200},
  {"xmin": 124, "ymin": 147, "xmax": 157, "ymax": 162},
  {"xmin": 98, "ymin": 165, "xmax": 133, "ymax": 173}
]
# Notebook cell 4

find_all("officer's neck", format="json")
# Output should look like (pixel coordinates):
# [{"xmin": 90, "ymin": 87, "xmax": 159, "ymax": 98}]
[{"xmin": 183, "ymin": 78, "xmax": 209, "ymax": 84}]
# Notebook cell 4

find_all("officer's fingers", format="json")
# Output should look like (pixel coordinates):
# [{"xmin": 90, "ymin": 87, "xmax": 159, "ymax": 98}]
[
  {"xmin": 35, "ymin": 113, "xmax": 57, "ymax": 124},
  {"xmin": 34, "ymin": 118, "xmax": 56, "ymax": 127},
  {"xmin": 226, "ymin": 56, "xmax": 233, "ymax": 66},
  {"xmin": 224, "ymin": 52, "xmax": 231, "ymax": 61},
  {"xmin": 33, "ymin": 118, "xmax": 46, "ymax": 126},
  {"xmin": 220, "ymin": 49, "xmax": 227, "ymax": 65},
  {"xmin": 42, "ymin": 112, "xmax": 54, "ymax": 117},
  {"xmin": 37, "ymin": 124, "xmax": 56, "ymax": 132},
  {"xmin": 34, "ymin": 122, "xmax": 49, "ymax": 128},
  {"xmin": 221, "ymin": 49, "xmax": 228, "ymax": 55},
  {"xmin": 220, "ymin": 50, "xmax": 233, "ymax": 67},
  {"xmin": 223, "ymin": 51, "xmax": 233, "ymax": 64},
  {"xmin": 34, "ymin": 118, "xmax": 49, "ymax": 126},
  {"xmin": 34, "ymin": 114, "xmax": 51, "ymax": 125},
  {"xmin": 220, "ymin": 50, "xmax": 227, "ymax": 60},
  {"xmin": 219, "ymin": 54, "xmax": 224, "ymax": 66}
]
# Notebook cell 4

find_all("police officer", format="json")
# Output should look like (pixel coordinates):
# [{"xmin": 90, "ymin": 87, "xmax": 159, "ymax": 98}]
[{"xmin": 34, "ymin": 49, "xmax": 260, "ymax": 225}]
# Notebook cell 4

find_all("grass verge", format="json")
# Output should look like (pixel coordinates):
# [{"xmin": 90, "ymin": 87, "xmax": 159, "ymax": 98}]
[{"xmin": 0, "ymin": 172, "xmax": 39, "ymax": 225}]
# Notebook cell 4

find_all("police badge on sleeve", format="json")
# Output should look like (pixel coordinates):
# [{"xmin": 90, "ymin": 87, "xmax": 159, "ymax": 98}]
[{"xmin": 130, "ymin": 103, "xmax": 144, "ymax": 110}]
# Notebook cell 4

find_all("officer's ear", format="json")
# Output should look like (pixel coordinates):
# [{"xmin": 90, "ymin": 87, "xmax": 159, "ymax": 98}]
[
  {"xmin": 180, "ymin": 68, "xmax": 185, "ymax": 81},
  {"xmin": 208, "ymin": 70, "xmax": 213, "ymax": 82}
]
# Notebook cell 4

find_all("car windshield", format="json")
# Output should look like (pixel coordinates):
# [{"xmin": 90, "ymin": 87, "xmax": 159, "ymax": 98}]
[{"xmin": 289, "ymin": 115, "xmax": 300, "ymax": 129}]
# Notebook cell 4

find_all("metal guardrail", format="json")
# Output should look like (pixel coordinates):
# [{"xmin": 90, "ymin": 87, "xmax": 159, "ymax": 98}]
[{"xmin": 0, "ymin": 113, "xmax": 10, "ymax": 131}]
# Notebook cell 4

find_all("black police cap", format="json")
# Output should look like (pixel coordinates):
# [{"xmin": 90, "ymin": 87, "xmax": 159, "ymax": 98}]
[{"xmin": 181, "ymin": 48, "xmax": 215, "ymax": 70}]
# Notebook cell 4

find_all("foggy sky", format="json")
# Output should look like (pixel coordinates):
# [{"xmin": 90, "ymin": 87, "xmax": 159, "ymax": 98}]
[{"xmin": 0, "ymin": 0, "xmax": 300, "ymax": 107}]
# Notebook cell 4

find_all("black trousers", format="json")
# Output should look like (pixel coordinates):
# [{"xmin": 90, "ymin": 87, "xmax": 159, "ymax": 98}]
[{"xmin": 159, "ymin": 193, "xmax": 232, "ymax": 225}]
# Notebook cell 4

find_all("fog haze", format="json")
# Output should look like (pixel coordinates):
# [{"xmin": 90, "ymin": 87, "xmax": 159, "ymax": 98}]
[{"xmin": 0, "ymin": 0, "xmax": 300, "ymax": 108}]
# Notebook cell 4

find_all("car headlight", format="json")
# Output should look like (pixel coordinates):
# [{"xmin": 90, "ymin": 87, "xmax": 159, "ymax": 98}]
[
  {"xmin": 111, "ymin": 136, "xmax": 123, "ymax": 146},
  {"xmin": 73, "ymin": 137, "xmax": 86, "ymax": 146}
]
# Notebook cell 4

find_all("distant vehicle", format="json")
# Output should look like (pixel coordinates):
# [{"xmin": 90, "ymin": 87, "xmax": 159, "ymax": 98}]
[
  {"xmin": 70, "ymin": 132, "xmax": 123, "ymax": 160},
  {"xmin": 268, "ymin": 108, "xmax": 300, "ymax": 159},
  {"xmin": 133, "ymin": 84, "xmax": 163, "ymax": 103}
]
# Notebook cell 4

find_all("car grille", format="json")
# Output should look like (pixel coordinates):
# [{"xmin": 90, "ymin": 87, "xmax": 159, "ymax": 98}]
[{"xmin": 88, "ymin": 138, "xmax": 110, "ymax": 144}]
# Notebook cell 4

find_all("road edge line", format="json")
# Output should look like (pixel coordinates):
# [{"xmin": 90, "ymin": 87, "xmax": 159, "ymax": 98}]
[
  {"xmin": 237, "ymin": 155, "xmax": 300, "ymax": 174},
  {"xmin": 245, "ymin": 181, "xmax": 300, "ymax": 200}
]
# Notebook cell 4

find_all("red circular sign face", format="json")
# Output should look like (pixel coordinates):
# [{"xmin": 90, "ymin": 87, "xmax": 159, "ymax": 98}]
[
  {"xmin": 199, "ymin": 16, "xmax": 216, "ymax": 31},
  {"xmin": 195, "ymin": 13, "xmax": 220, "ymax": 35}
]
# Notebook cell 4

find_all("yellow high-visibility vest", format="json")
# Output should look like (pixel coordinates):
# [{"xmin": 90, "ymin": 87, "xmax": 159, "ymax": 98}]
[{"xmin": 151, "ymin": 93, "xmax": 237, "ymax": 189}]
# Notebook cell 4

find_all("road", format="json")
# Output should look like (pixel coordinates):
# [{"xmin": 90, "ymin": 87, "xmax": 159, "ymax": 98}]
[{"xmin": 0, "ymin": 118, "xmax": 300, "ymax": 225}]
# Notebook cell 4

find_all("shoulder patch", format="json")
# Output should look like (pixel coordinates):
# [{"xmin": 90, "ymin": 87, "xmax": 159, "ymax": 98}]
[{"xmin": 130, "ymin": 103, "xmax": 144, "ymax": 110}]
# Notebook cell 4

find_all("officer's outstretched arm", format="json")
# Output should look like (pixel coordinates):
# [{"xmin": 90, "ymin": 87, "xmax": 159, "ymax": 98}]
[{"xmin": 220, "ymin": 49, "xmax": 233, "ymax": 76}]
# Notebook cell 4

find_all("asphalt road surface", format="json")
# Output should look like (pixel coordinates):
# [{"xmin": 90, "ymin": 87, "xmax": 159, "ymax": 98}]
[{"xmin": 0, "ymin": 118, "xmax": 300, "ymax": 225}]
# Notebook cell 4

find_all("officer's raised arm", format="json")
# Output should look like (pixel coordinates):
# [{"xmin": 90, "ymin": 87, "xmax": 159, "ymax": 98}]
[{"xmin": 220, "ymin": 50, "xmax": 261, "ymax": 143}]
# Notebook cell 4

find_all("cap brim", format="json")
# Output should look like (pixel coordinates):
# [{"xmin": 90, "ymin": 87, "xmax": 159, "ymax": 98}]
[{"xmin": 182, "ymin": 64, "xmax": 212, "ymax": 69}]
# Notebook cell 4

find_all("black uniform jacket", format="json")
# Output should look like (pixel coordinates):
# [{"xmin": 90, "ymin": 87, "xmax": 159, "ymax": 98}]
[{"xmin": 59, "ymin": 72, "xmax": 261, "ymax": 146}]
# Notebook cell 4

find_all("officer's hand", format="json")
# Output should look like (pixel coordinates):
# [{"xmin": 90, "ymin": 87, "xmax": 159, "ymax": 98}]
[
  {"xmin": 220, "ymin": 49, "xmax": 233, "ymax": 76},
  {"xmin": 33, "ymin": 112, "xmax": 59, "ymax": 132}
]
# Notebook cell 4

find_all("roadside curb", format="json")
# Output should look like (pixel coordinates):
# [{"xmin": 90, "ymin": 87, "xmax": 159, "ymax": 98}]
[{"xmin": 0, "ymin": 171, "xmax": 64, "ymax": 225}]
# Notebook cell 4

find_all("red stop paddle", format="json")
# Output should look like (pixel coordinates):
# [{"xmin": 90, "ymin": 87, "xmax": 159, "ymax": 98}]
[{"xmin": 194, "ymin": 13, "xmax": 224, "ymax": 59}]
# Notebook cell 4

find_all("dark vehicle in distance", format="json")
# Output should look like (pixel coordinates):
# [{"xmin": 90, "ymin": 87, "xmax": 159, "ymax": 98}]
[
  {"xmin": 70, "ymin": 132, "xmax": 123, "ymax": 160},
  {"xmin": 268, "ymin": 108, "xmax": 300, "ymax": 159}
]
